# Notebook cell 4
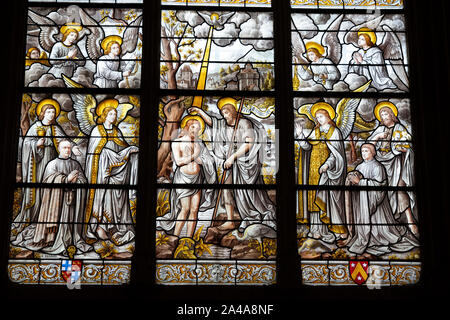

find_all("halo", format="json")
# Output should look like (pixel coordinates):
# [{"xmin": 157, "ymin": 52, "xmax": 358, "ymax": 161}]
[
  {"xmin": 374, "ymin": 101, "xmax": 398, "ymax": 122},
  {"xmin": 60, "ymin": 23, "xmax": 83, "ymax": 35},
  {"xmin": 358, "ymin": 27, "xmax": 377, "ymax": 45},
  {"xmin": 305, "ymin": 42, "xmax": 325, "ymax": 57},
  {"xmin": 96, "ymin": 98, "xmax": 119, "ymax": 117},
  {"xmin": 217, "ymin": 97, "xmax": 238, "ymax": 111},
  {"xmin": 36, "ymin": 98, "xmax": 61, "ymax": 118},
  {"xmin": 311, "ymin": 102, "xmax": 336, "ymax": 120},
  {"xmin": 101, "ymin": 35, "xmax": 123, "ymax": 52},
  {"xmin": 180, "ymin": 115, "xmax": 205, "ymax": 135}
]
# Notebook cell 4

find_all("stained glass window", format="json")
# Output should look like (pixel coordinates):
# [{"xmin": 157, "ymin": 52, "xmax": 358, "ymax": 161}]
[
  {"xmin": 291, "ymin": 1, "xmax": 420, "ymax": 286},
  {"xmin": 156, "ymin": 3, "xmax": 277, "ymax": 285},
  {"xmin": 8, "ymin": 2, "xmax": 142, "ymax": 286},
  {"xmin": 5, "ymin": 0, "xmax": 426, "ymax": 295}
]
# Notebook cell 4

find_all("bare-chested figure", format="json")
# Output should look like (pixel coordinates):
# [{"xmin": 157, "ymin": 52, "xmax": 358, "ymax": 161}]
[{"xmin": 156, "ymin": 116, "xmax": 217, "ymax": 240}]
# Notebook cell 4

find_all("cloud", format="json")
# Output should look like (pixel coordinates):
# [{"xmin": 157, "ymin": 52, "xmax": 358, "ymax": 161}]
[
  {"xmin": 52, "ymin": 93, "xmax": 73, "ymax": 112},
  {"xmin": 343, "ymin": 72, "xmax": 369, "ymax": 91},
  {"xmin": 291, "ymin": 14, "xmax": 319, "ymax": 39},
  {"xmin": 24, "ymin": 63, "xmax": 49, "ymax": 86}
]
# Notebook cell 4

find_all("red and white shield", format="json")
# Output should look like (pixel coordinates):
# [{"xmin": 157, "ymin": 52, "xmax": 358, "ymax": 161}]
[
  {"xmin": 61, "ymin": 260, "xmax": 82, "ymax": 284},
  {"xmin": 349, "ymin": 260, "xmax": 369, "ymax": 285}
]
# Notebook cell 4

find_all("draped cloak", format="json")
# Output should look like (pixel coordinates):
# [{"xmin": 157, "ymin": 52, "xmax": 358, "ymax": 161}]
[
  {"xmin": 368, "ymin": 123, "xmax": 417, "ymax": 221},
  {"xmin": 348, "ymin": 46, "xmax": 397, "ymax": 91},
  {"xmin": 93, "ymin": 55, "xmax": 135, "ymax": 88},
  {"xmin": 156, "ymin": 140, "xmax": 217, "ymax": 231},
  {"xmin": 12, "ymin": 157, "xmax": 91, "ymax": 255},
  {"xmin": 207, "ymin": 116, "xmax": 276, "ymax": 232},
  {"xmin": 11, "ymin": 121, "xmax": 65, "ymax": 239},
  {"xmin": 48, "ymin": 42, "xmax": 85, "ymax": 78},
  {"xmin": 297, "ymin": 125, "xmax": 347, "ymax": 237},
  {"xmin": 84, "ymin": 125, "xmax": 138, "ymax": 246},
  {"xmin": 346, "ymin": 158, "xmax": 418, "ymax": 255}
]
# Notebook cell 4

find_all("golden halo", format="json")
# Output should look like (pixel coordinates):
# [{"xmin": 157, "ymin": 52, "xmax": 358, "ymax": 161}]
[
  {"xmin": 374, "ymin": 101, "xmax": 398, "ymax": 122},
  {"xmin": 217, "ymin": 97, "xmax": 238, "ymax": 111},
  {"xmin": 311, "ymin": 102, "xmax": 336, "ymax": 120},
  {"xmin": 305, "ymin": 42, "xmax": 325, "ymax": 57},
  {"xmin": 101, "ymin": 35, "xmax": 123, "ymax": 52},
  {"xmin": 358, "ymin": 27, "xmax": 377, "ymax": 45},
  {"xmin": 60, "ymin": 23, "xmax": 83, "ymax": 35},
  {"xmin": 36, "ymin": 98, "xmax": 61, "ymax": 118},
  {"xmin": 96, "ymin": 99, "xmax": 119, "ymax": 117},
  {"xmin": 180, "ymin": 115, "xmax": 205, "ymax": 135}
]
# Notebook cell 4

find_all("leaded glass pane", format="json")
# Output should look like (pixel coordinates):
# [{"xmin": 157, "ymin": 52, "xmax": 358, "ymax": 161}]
[
  {"xmin": 161, "ymin": 0, "xmax": 271, "ymax": 7},
  {"xmin": 291, "ymin": 0, "xmax": 404, "ymax": 10},
  {"xmin": 160, "ymin": 10, "xmax": 274, "ymax": 91},
  {"xmin": 25, "ymin": 6, "xmax": 143, "ymax": 88},
  {"xmin": 291, "ymin": 13, "xmax": 408, "ymax": 92}
]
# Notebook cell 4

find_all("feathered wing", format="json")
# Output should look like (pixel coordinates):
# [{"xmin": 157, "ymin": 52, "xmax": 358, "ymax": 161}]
[
  {"xmin": 379, "ymin": 25, "xmax": 409, "ymax": 91},
  {"xmin": 291, "ymin": 20, "xmax": 309, "ymax": 65},
  {"xmin": 116, "ymin": 103, "xmax": 134, "ymax": 124},
  {"xmin": 343, "ymin": 15, "xmax": 384, "ymax": 47},
  {"xmin": 335, "ymin": 80, "xmax": 371, "ymax": 139},
  {"xmin": 62, "ymin": 75, "xmax": 96, "ymax": 136},
  {"xmin": 78, "ymin": 7, "xmax": 104, "ymax": 61},
  {"xmin": 297, "ymin": 103, "xmax": 314, "ymax": 122},
  {"xmin": 198, "ymin": 12, "xmax": 213, "ymax": 25},
  {"xmin": 27, "ymin": 10, "xmax": 59, "ymax": 53},
  {"xmin": 321, "ymin": 14, "xmax": 344, "ymax": 65},
  {"xmin": 218, "ymin": 12, "xmax": 235, "ymax": 25},
  {"xmin": 122, "ymin": 15, "xmax": 143, "ymax": 55}
]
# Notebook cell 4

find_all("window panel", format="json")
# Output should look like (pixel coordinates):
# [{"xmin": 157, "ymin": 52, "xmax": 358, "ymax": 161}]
[
  {"xmin": 25, "ymin": 7, "xmax": 143, "ymax": 89},
  {"xmin": 9, "ymin": 186, "xmax": 137, "ymax": 285},
  {"xmin": 161, "ymin": 0, "xmax": 271, "ymax": 7},
  {"xmin": 291, "ymin": 13, "xmax": 409, "ymax": 92},
  {"xmin": 160, "ymin": 10, "xmax": 274, "ymax": 91},
  {"xmin": 157, "ymin": 95, "xmax": 276, "ymax": 185},
  {"xmin": 291, "ymin": 0, "xmax": 404, "ymax": 10},
  {"xmin": 155, "ymin": 185, "xmax": 277, "ymax": 285}
]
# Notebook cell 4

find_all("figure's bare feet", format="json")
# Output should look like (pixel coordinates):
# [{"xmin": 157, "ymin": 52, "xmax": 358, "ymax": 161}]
[
  {"xmin": 15, "ymin": 249, "xmax": 33, "ymax": 258},
  {"xmin": 217, "ymin": 221, "xmax": 235, "ymax": 231}
]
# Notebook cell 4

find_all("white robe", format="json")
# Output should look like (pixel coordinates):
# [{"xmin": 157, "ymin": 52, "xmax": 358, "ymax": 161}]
[
  {"xmin": 48, "ymin": 42, "xmax": 85, "ymax": 78},
  {"xmin": 368, "ymin": 123, "xmax": 416, "ymax": 221},
  {"xmin": 84, "ymin": 125, "xmax": 138, "ymax": 246},
  {"xmin": 11, "ymin": 122, "xmax": 66, "ymax": 238},
  {"xmin": 298, "ymin": 125, "xmax": 347, "ymax": 241},
  {"xmin": 93, "ymin": 55, "xmax": 134, "ymax": 88},
  {"xmin": 298, "ymin": 57, "xmax": 341, "ymax": 90},
  {"xmin": 346, "ymin": 159, "xmax": 418, "ymax": 255},
  {"xmin": 12, "ymin": 157, "xmax": 91, "ymax": 255},
  {"xmin": 208, "ymin": 116, "xmax": 276, "ymax": 231},
  {"xmin": 348, "ymin": 46, "xmax": 397, "ymax": 91}
]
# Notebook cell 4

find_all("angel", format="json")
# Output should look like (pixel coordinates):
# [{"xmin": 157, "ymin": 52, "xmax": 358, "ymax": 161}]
[
  {"xmin": 63, "ymin": 75, "xmax": 139, "ymax": 247},
  {"xmin": 345, "ymin": 15, "xmax": 409, "ymax": 92},
  {"xmin": 25, "ymin": 47, "xmax": 51, "ymax": 69},
  {"xmin": 295, "ymin": 81, "xmax": 372, "ymax": 244},
  {"xmin": 27, "ymin": 9, "xmax": 87, "ymax": 78},
  {"xmin": 78, "ymin": 8, "xmax": 143, "ymax": 88},
  {"xmin": 292, "ymin": 15, "xmax": 343, "ymax": 90}
]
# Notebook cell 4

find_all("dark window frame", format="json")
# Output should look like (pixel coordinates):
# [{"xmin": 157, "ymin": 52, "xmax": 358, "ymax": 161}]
[{"xmin": 1, "ymin": 0, "xmax": 448, "ymax": 310}]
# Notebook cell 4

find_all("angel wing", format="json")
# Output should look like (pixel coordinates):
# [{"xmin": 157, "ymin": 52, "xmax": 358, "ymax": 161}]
[
  {"xmin": 116, "ymin": 103, "xmax": 134, "ymax": 124},
  {"xmin": 218, "ymin": 12, "xmax": 235, "ymax": 26},
  {"xmin": 291, "ymin": 28, "xmax": 309, "ymax": 65},
  {"xmin": 297, "ymin": 103, "xmax": 314, "ymax": 122},
  {"xmin": 335, "ymin": 80, "xmax": 371, "ymax": 139},
  {"xmin": 321, "ymin": 14, "xmax": 344, "ymax": 65},
  {"xmin": 121, "ymin": 15, "xmax": 143, "ymax": 55},
  {"xmin": 79, "ymin": 7, "xmax": 104, "ymax": 61},
  {"xmin": 62, "ymin": 75, "xmax": 96, "ymax": 136},
  {"xmin": 378, "ymin": 25, "xmax": 409, "ymax": 91},
  {"xmin": 27, "ymin": 10, "xmax": 60, "ymax": 53},
  {"xmin": 343, "ymin": 15, "xmax": 384, "ymax": 47}
]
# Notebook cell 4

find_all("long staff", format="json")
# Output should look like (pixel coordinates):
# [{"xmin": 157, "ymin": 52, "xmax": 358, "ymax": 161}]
[{"xmin": 211, "ymin": 97, "xmax": 246, "ymax": 222}]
